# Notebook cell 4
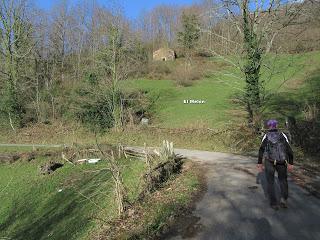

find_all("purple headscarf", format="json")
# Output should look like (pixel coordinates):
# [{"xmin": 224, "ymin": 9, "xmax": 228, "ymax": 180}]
[{"xmin": 267, "ymin": 119, "xmax": 278, "ymax": 129}]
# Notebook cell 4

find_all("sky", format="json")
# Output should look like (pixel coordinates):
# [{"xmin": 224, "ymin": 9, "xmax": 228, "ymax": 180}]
[{"xmin": 35, "ymin": 0, "xmax": 196, "ymax": 19}]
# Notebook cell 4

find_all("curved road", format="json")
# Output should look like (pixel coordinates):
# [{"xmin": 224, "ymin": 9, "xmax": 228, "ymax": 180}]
[{"xmin": 159, "ymin": 149, "xmax": 320, "ymax": 240}]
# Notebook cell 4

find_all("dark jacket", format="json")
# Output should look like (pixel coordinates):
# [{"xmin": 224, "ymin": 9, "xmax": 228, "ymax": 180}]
[{"xmin": 258, "ymin": 129, "xmax": 294, "ymax": 165}]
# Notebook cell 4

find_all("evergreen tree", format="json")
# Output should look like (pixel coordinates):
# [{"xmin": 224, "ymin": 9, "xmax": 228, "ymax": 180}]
[{"xmin": 177, "ymin": 12, "xmax": 200, "ymax": 64}]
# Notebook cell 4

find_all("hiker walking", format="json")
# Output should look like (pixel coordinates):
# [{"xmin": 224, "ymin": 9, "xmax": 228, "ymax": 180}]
[{"xmin": 257, "ymin": 119, "xmax": 294, "ymax": 210}]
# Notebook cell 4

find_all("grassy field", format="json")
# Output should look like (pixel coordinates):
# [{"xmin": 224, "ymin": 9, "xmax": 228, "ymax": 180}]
[
  {"xmin": 0, "ymin": 52, "xmax": 318, "ymax": 138},
  {"xmin": 126, "ymin": 77, "xmax": 234, "ymax": 128},
  {"xmin": 0, "ymin": 151, "xmax": 202, "ymax": 240},
  {"xmin": 0, "ymin": 155, "xmax": 144, "ymax": 240},
  {"xmin": 125, "ymin": 51, "xmax": 320, "ymax": 128},
  {"xmin": 0, "ymin": 51, "xmax": 319, "ymax": 152}
]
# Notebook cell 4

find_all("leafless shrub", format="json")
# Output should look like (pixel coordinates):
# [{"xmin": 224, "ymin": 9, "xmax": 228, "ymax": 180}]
[
  {"xmin": 147, "ymin": 62, "xmax": 172, "ymax": 80},
  {"xmin": 303, "ymin": 103, "xmax": 319, "ymax": 122},
  {"xmin": 171, "ymin": 64, "xmax": 203, "ymax": 87},
  {"xmin": 96, "ymin": 143, "xmax": 129, "ymax": 216},
  {"xmin": 141, "ymin": 140, "xmax": 181, "ymax": 195},
  {"xmin": 225, "ymin": 124, "xmax": 260, "ymax": 152}
]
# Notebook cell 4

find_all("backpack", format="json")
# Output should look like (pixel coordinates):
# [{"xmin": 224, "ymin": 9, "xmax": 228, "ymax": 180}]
[{"xmin": 265, "ymin": 132, "xmax": 287, "ymax": 164}]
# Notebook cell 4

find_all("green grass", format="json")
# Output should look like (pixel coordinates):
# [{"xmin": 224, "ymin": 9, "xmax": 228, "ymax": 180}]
[
  {"xmin": 124, "ymin": 51, "xmax": 320, "ymax": 128},
  {"xmin": 0, "ymin": 156, "xmax": 144, "ymax": 240},
  {"xmin": 0, "ymin": 146, "xmax": 39, "ymax": 153},
  {"xmin": 126, "ymin": 77, "xmax": 236, "ymax": 128},
  {"xmin": 0, "ymin": 145, "xmax": 64, "ymax": 153},
  {"xmin": 0, "ymin": 149, "xmax": 202, "ymax": 240},
  {"xmin": 259, "ymin": 52, "xmax": 320, "ymax": 123}
]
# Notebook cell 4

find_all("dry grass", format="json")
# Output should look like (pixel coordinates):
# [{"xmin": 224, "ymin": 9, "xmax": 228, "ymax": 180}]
[
  {"xmin": 93, "ymin": 161, "xmax": 204, "ymax": 240},
  {"xmin": 171, "ymin": 64, "xmax": 204, "ymax": 87},
  {"xmin": 146, "ymin": 62, "xmax": 173, "ymax": 80},
  {"xmin": 223, "ymin": 123, "xmax": 261, "ymax": 152},
  {"xmin": 284, "ymin": 77, "xmax": 305, "ymax": 90},
  {"xmin": 144, "ymin": 56, "xmax": 230, "ymax": 85},
  {"xmin": 1, "ymin": 121, "xmax": 258, "ymax": 154},
  {"xmin": 1, "ymin": 121, "xmax": 92, "ymax": 145}
]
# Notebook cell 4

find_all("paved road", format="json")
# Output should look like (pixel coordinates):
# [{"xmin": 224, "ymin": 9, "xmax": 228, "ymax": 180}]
[
  {"xmin": 2, "ymin": 144, "xmax": 317, "ymax": 239},
  {"xmin": 156, "ymin": 149, "xmax": 320, "ymax": 240}
]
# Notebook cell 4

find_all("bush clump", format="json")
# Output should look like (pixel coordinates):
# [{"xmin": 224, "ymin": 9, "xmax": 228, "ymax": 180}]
[{"xmin": 147, "ymin": 62, "xmax": 172, "ymax": 80}]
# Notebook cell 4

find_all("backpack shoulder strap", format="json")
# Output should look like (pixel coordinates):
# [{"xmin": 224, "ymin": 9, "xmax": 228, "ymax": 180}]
[
  {"xmin": 261, "ymin": 134, "xmax": 267, "ymax": 143},
  {"xmin": 281, "ymin": 132, "xmax": 290, "ymax": 144}
]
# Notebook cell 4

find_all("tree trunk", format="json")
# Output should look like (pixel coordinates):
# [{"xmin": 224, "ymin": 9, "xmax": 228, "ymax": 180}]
[{"xmin": 242, "ymin": 0, "xmax": 262, "ymax": 126}]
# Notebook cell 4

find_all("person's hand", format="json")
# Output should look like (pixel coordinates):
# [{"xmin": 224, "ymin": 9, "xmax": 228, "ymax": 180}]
[
  {"xmin": 287, "ymin": 164, "xmax": 293, "ymax": 172},
  {"xmin": 257, "ymin": 164, "xmax": 264, "ymax": 172}
]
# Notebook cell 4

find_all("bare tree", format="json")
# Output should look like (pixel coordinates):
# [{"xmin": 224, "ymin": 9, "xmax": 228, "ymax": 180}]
[
  {"xmin": 68, "ymin": 2, "xmax": 89, "ymax": 80},
  {"xmin": 137, "ymin": 5, "xmax": 181, "ymax": 50},
  {"xmin": 0, "ymin": 0, "xmax": 34, "ymax": 129},
  {"xmin": 49, "ymin": 0, "xmax": 71, "ymax": 78},
  {"xmin": 94, "ymin": 6, "xmax": 146, "ymax": 131}
]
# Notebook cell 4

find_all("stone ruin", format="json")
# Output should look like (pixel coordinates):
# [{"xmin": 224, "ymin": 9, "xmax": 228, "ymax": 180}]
[{"xmin": 153, "ymin": 48, "xmax": 176, "ymax": 61}]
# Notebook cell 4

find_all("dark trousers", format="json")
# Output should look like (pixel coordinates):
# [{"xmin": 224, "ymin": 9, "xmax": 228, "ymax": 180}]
[{"xmin": 264, "ymin": 160, "xmax": 288, "ymax": 205}]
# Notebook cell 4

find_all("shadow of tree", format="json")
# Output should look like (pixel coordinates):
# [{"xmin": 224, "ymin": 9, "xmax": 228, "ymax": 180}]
[
  {"xmin": 0, "ymin": 171, "xmax": 112, "ymax": 240},
  {"xmin": 256, "ymin": 171, "xmax": 283, "ymax": 203},
  {"xmin": 266, "ymin": 69, "xmax": 320, "ymax": 155},
  {"xmin": 268, "ymin": 69, "xmax": 320, "ymax": 117}
]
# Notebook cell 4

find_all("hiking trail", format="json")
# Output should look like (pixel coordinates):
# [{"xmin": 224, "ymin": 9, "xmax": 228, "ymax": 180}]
[{"xmin": 128, "ymin": 147, "xmax": 320, "ymax": 240}]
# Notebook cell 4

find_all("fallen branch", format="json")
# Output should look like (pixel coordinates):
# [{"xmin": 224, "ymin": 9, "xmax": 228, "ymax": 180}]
[{"xmin": 61, "ymin": 152, "xmax": 75, "ymax": 165}]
